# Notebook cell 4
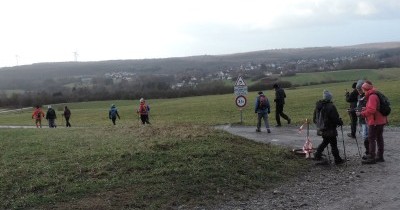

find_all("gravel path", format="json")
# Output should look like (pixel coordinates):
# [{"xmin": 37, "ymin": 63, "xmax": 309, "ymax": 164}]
[{"xmin": 213, "ymin": 125, "xmax": 400, "ymax": 210}]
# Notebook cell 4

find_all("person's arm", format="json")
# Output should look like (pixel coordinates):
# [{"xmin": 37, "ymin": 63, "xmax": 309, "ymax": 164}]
[
  {"xmin": 361, "ymin": 94, "xmax": 379, "ymax": 118},
  {"xmin": 254, "ymin": 98, "xmax": 259, "ymax": 113}
]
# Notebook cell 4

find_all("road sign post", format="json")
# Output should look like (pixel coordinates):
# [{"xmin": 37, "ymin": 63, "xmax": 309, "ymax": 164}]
[{"xmin": 234, "ymin": 76, "xmax": 248, "ymax": 124}]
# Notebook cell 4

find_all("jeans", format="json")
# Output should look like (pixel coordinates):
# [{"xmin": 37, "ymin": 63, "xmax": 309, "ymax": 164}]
[{"xmin": 257, "ymin": 112, "xmax": 270, "ymax": 130}]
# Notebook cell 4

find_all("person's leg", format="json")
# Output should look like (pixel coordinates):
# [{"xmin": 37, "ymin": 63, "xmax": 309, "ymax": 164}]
[
  {"xmin": 368, "ymin": 125, "xmax": 377, "ymax": 159},
  {"xmin": 279, "ymin": 105, "xmax": 290, "ymax": 124},
  {"xmin": 350, "ymin": 112, "xmax": 357, "ymax": 137},
  {"xmin": 140, "ymin": 115, "xmax": 146, "ymax": 124},
  {"xmin": 263, "ymin": 112, "xmax": 270, "ymax": 133},
  {"xmin": 275, "ymin": 105, "xmax": 282, "ymax": 126},
  {"xmin": 315, "ymin": 137, "xmax": 329, "ymax": 159},
  {"xmin": 145, "ymin": 115, "xmax": 151, "ymax": 124},
  {"xmin": 329, "ymin": 137, "xmax": 343, "ymax": 163},
  {"xmin": 66, "ymin": 117, "xmax": 71, "ymax": 127},
  {"xmin": 256, "ymin": 113, "xmax": 262, "ymax": 131},
  {"xmin": 362, "ymin": 124, "xmax": 369, "ymax": 155},
  {"xmin": 376, "ymin": 124, "xmax": 384, "ymax": 160},
  {"xmin": 112, "ymin": 117, "xmax": 116, "ymax": 125}
]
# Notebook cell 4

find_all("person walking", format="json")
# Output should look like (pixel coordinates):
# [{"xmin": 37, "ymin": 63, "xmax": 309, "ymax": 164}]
[
  {"xmin": 32, "ymin": 105, "xmax": 45, "ymax": 128},
  {"xmin": 254, "ymin": 91, "xmax": 271, "ymax": 133},
  {"xmin": 345, "ymin": 82, "xmax": 358, "ymax": 138},
  {"xmin": 109, "ymin": 104, "xmax": 121, "ymax": 125},
  {"xmin": 46, "ymin": 105, "xmax": 57, "ymax": 128},
  {"xmin": 63, "ymin": 106, "xmax": 72, "ymax": 127},
  {"xmin": 313, "ymin": 90, "xmax": 344, "ymax": 165},
  {"xmin": 355, "ymin": 80, "xmax": 369, "ymax": 158},
  {"xmin": 273, "ymin": 83, "xmax": 291, "ymax": 127},
  {"xmin": 357, "ymin": 81, "xmax": 388, "ymax": 164},
  {"xmin": 137, "ymin": 98, "xmax": 151, "ymax": 125}
]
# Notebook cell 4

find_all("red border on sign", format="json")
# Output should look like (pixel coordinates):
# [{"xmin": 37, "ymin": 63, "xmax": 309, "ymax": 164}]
[{"xmin": 235, "ymin": 95, "xmax": 247, "ymax": 108}]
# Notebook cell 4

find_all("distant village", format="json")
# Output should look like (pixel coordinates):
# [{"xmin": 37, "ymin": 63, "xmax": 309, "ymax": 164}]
[{"xmin": 96, "ymin": 51, "xmax": 377, "ymax": 89}]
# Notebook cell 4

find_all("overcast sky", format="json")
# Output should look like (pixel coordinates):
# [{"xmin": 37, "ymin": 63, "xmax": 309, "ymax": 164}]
[{"xmin": 1, "ymin": 0, "xmax": 399, "ymax": 68}]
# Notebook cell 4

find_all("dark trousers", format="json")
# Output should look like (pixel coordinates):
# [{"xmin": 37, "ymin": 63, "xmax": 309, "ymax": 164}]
[
  {"xmin": 65, "ymin": 117, "xmax": 71, "ymax": 127},
  {"xmin": 275, "ymin": 104, "xmax": 290, "ymax": 126},
  {"xmin": 349, "ymin": 111, "xmax": 357, "ymax": 136},
  {"xmin": 257, "ymin": 112, "xmax": 270, "ymax": 130},
  {"xmin": 111, "ymin": 117, "xmax": 117, "ymax": 125},
  {"xmin": 140, "ymin": 115, "xmax": 150, "ymax": 124},
  {"xmin": 315, "ymin": 135, "xmax": 342, "ymax": 162},
  {"xmin": 368, "ymin": 124, "xmax": 385, "ymax": 159}
]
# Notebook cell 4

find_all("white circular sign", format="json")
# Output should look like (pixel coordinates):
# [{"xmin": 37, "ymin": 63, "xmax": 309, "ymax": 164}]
[{"xmin": 235, "ymin": 95, "xmax": 247, "ymax": 108}]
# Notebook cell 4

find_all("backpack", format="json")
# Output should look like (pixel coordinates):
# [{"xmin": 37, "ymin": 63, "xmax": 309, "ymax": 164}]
[
  {"xmin": 139, "ymin": 104, "xmax": 148, "ymax": 114},
  {"xmin": 110, "ymin": 108, "xmax": 117, "ymax": 118},
  {"xmin": 259, "ymin": 95, "xmax": 267, "ymax": 109},
  {"xmin": 374, "ymin": 92, "xmax": 391, "ymax": 116},
  {"xmin": 316, "ymin": 106, "xmax": 326, "ymax": 136},
  {"xmin": 37, "ymin": 111, "xmax": 42, "ymax": 118}
]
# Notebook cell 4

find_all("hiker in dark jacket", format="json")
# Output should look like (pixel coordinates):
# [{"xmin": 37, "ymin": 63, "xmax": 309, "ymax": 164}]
[
  {"xmin": 345, "ymin": 82, "xmax": 359, "ymax": 138},
  {"xmin": 355, "ymin": 80, "xmax": 369, "ymax": 157},
  {"xmin": 254, "ymin": 91, "xmax": 271, "ymax": 133},
  {"xmin": 46, "ymin": 105, "xmax": 57, "ymax": 128},
  {"xmin": 273, "ymin": 83, "xmax": 291, "ymax": 127},
  {"xmin": 313, "ymin": 90, "xmax": 344, "ymax": 165},
  {"xmin": 109, "ymin": 104, "xmax": 121, "ymax": 125},
  {"xmin": 63, "ymin": 106, "xmax": 72, "ymax": 127}
]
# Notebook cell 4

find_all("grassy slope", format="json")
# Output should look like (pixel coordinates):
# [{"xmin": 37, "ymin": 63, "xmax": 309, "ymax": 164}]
[{"xmin": 1, "ymin": 69, "xmax": 399, "ymax": 209}]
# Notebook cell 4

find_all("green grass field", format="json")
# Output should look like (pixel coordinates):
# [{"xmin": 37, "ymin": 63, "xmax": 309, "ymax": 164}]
[{"xmin": 0, "ymin": 69, "xmax": 399, "ymax": 209}]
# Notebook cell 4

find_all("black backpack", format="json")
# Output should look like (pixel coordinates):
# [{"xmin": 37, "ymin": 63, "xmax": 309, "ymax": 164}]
[{"xmin": 374, "ymin": 92, "xmax": 391, "ymax": 116}]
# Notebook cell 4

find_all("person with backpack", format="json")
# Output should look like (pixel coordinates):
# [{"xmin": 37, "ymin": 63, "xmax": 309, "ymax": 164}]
[
  {"xmin": 62, "ymin": 106, "xmax": 72, "ymax": 127},
  {"xmin": 137, "ymin": 98, "xmax": 151, "ymax": 125},
  {"xmin": 109, "ymin": 104, "xmax": 121, "ymax": 125},
  {"xmin": 46, "ymin": 105, "xmax": 57, "ymax": 128},
  {"xmin": 313, "ymin": 90, "xmax": 344, "ymax": 165},
  {"xmin": 357, "ymin": 81, "xmax": 388, "ymax": 164},
  {"xmin": 355, "ymin": 80, "xmax": 369, "ymax": 158},
  {"xmin": 345, "ymin": 82, "xmax": 359, "ymax": 138},
  {"xmin": 254, "ymin": 91, "xmax": 271, "ymax": 133},
  {"xmin": 32, "ymin": 105, "xmax": 45, "ymax": 128},
  {"xmin": 273, "ymin": 83, "xmax": 291, "ymax": 127}
]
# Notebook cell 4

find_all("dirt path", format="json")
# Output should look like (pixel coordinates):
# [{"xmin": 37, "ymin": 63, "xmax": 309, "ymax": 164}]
[{"xmin": 214, "ymin": 125, "xmax": 400, "ymax": 210}]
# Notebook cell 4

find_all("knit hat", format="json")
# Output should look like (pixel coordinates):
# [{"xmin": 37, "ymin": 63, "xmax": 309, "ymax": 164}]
[
  {"xmin": 323, "ymin": 90, "xmax": 332, "ymax": 101},
  {"xmin": 355, "ymin": 80, "xmax": 365, "ymax": 91},
  {"xmin": 352, "ymin": 82, "xmax": 357, "ymax": 89},
  {"xmin": 258, "ymin": 91, "xmax": 263, "ymax": 95},
  {"xmin": 140, "ymin": 98, "xmax": 145, "ymax": 103},
  {"xmin": 361, "ymin": 82, "xmax": 373, "ymax": 92}
]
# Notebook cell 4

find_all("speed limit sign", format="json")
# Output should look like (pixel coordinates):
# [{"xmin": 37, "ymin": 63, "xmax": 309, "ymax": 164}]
[{"xmin": 235, "ymin": 95, "xmax": 247, "ymax": 108}]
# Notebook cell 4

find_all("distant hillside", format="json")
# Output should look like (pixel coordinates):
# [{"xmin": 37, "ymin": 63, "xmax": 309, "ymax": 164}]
[{"xmin": 0, "ymin": 41, "xmax": 399, "ymax": 90}]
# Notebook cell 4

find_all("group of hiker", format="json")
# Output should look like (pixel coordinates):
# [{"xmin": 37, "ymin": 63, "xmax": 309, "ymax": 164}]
[
  {"xmin": 254, "ymin": 83, "xmax": 291, "ymax": 133},
  {"xmin": 32, "ymin": 105, "xmax": 71, "ymax": 128},
  {"xmin": 255, "ymin": 81, "xmax": 389, "ymax": 165},
  {"xmin": 315, "ymin": 80, "xmax": 388, "ymax": 165},
  {"xmin": 32, "ymin": 98, "xmax": 151, "ymax": 128},
  {"xmin": 108, "ymin": 98, "xmax": 151, "ymax": 125}
]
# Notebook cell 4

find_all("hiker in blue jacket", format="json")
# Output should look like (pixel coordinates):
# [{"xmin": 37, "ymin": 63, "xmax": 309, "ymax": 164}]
[
  {"xmin": 109, "ymin": 104, "xmax": 121, "ymax": 125},
  {"xmin": 255, "ymin": 91, "xmax": 271, "ymax": 133}
]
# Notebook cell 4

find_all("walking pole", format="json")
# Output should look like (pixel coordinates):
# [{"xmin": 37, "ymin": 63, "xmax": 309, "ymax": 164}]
[
  {"xmin": 354, "ymin": 135, "xmax": 362, "ymax": 158},
  {"xmin": 340, "ymin": 125, "xmax": 347, "ymax": 161}
]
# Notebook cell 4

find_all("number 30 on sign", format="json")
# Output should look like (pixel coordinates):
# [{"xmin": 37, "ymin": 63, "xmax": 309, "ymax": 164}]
[{"xmin": 235, "ymin": 95, "xmax": 247, "ymax": 108}]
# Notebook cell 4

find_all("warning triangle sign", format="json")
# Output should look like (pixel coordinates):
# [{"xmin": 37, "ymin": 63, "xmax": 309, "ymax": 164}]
[{"xmin": 235, "ymin": 76, "xmax": 246, "ymax": 86}]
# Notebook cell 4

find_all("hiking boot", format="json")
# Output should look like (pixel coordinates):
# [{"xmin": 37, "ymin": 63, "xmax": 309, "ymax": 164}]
[
  {"xmin": 275, "ymin": 124, "xmax": 282, "ymax": 127},
  {"xmin": 375, "ymin": 157, "xmax": 385, "ymax": 162},
  {"xmin": 362, "ymin": 155, "xmax": 369, "ymax": 160},
  {"xmin": 362, "ymin": 156, "xmax": 376, "ymax": 164},
  {"xmin": 256, "ymin": 128, "xmax": 261, "ymax": 132},
  {"xmin": 335, "ymin": 159, "xmax": 345, "ymax": 165},
  {"xmin": 267, "ymin": 129, "xmax": 271, "ymax": 133},
  {"xmin": 347, "ymin": 133, "xmax": 356, "ymax": 139},
  {"xmin": 287, "ymin": 118, "xmax": 291, "ymax": 124}
]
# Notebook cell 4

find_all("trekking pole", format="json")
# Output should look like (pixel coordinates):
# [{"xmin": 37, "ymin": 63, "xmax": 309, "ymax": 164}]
[
  {"xmin": 340, "ymin": 125, "xmax": 347, "ymax": 161},
  {"xmin": 354, "ymin": 135, "xmax": 362, "ymax": 158}
]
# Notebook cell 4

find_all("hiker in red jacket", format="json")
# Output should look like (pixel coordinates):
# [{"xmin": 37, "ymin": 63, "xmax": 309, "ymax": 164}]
[
  {"xmin": 137, "ymin": 98, "xmax": 151, "ymax": 125},
  {"xmin": 357, "ymin": 81, "xmax": 388, "ymax": 164},
  {"xmin": 32, "ymin": 105, "xmax": 45, "ymax": 128}
]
